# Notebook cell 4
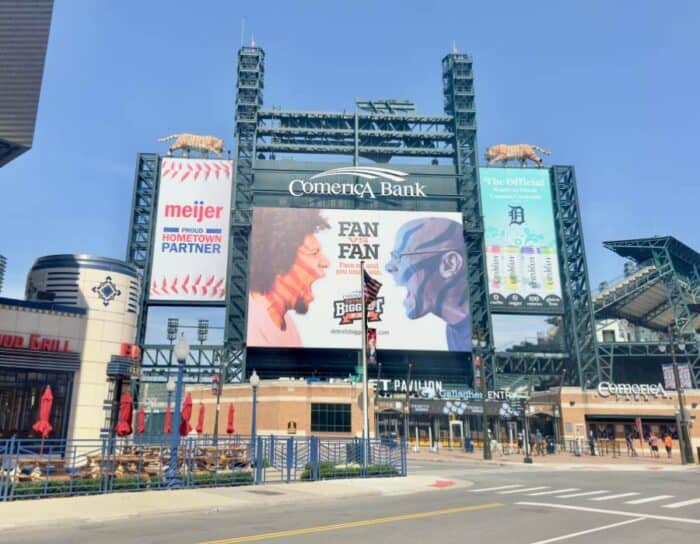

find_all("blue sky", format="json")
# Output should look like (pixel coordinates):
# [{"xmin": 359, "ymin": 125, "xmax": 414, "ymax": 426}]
[{"xmin": 1, "ymin": 1, "xmax": 699, "ymax": 343}]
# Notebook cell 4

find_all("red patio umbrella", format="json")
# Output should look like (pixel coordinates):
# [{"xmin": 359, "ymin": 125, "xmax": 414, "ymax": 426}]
[
  {"xmin": 137, "ymin": 406, "xmax": 146, "ymax": 434},
  {"xmin": 226, "ymin": 402, "xmax": 235, "ymax": 434},
  {"xmin": 32, "ymin": 385, "xmax": 53, "ymax": 438},
  {"xmin": 179, "ymin": 393, "xmax": 193, "ymax": 437},
  {"xmin": 196, "ymin": 402, "xmax": 205, "ymax": 434},
  {"xmin": 164, "ymin": 404, "xmax": 172, "ymax": 434},
  {"xmin": 115, "ymin": 390, "xmax": 133, "ymax": 437}
]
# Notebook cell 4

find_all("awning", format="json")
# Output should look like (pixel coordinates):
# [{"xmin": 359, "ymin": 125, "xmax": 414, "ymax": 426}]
[{"xmin": 0, "ymin": 347, "xmax": 81, "ymax": 372}]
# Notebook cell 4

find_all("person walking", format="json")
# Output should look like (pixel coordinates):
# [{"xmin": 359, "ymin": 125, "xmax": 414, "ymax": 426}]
[
  {"xmin": 517, "ymin": 430, "xmax": 524, "ymax": 454},
  {"xmin": 649, "ymin": 433, "xmax": 659, "ymax": 458},
  {"xmin": 663, "ymin": 433, "xmax": 673, "ymax": 459},
  {"xmin": 625, "ymin": 432, "xmax": 637, "ymax": 457},
  {"xmin": 588, "ymin": 429, "xmax": 596, "ymax": 456},
  {"xmin": 535, "ymin": 429, "xmax": 544, "ymax": 456}
]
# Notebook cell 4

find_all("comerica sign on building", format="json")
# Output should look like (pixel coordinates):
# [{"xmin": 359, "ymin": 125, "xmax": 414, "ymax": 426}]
[
  {"xmin": 288, "ymin": 167, "xmax": 427, "ymax": 199},
  {"xmin": 597, "ymin": 381, "xmax": 668, "ymax": 400}
]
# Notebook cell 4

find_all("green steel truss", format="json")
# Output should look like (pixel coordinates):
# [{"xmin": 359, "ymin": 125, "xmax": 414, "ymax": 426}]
[
  {"xmin": 552, "ymin": 166, "xmax": 600, "ymax": 386},
  {"xmin": 441, "ymin": 53, "xmax": 495, "ymax": 387},
  {"xmin": 601, "ymin": 237, "xmax": 700, "ymax": 385},
  {"xmin": 130, "ymin": 48, "xmax": 602, "ymax": 389},
  {"xmin": 223, "ymin": 46, "xmax": 265, "ymax": 383},
  {"xmin": 125, "ymin": 153, "xmax": 159, "ymax": 347}
]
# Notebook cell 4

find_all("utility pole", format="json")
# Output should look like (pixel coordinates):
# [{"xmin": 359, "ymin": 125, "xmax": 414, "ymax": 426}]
[
  {"xmin": 404, "ymin": 362, "xmax": 413, "ymax": 444},
  {"xmin": 474, "ymin": 327, "xmax": 491, "ymax": 460},
  {"xmin": 668, "ymin": 327, "xmax": 694, "ymax": 464}
]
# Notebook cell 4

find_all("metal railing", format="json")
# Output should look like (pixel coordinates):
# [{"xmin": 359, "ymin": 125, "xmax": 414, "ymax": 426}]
[{"xmin": 0, "ymin": 435, "xmax": 406, "ymax": 501}]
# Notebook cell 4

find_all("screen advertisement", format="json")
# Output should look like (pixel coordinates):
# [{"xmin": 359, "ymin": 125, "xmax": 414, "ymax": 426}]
[
  {"xmin": 149, "ymin": 158, "xmax": 233, "ymax": 302},
  {"xmin": 479, "ymin": 168, "xmax": 563, "ymax": 314},
  {"xmin": 246, "ymin": 207, "xmax": 471, "ymax": 352}
]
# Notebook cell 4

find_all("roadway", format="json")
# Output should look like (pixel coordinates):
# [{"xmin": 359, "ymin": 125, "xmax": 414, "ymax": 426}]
[{"xmin": 4, "ymin": 460, "xmax": 699, "ymax": 544}]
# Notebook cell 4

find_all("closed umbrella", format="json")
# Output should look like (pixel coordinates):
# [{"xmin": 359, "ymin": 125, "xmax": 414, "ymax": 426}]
[
  {"xmin": 164, "ymin": 404, "xmax": 172, "ymax": 434},
  {"xmin": 137, "ymin": 406, "xmax": 146, "ymax": 434},
  {"xmin": 179, "ymin": 393, "xmax": 193, "ymax": 437},
  {"xmin": 115, "ymin": 390, "xmax": 133, "ymax": 437},
  {"xmin": 226, "ymin": 402, "xmax": 235, "ymax": 434},
  {"xmin": 196, "ymin": 402, "xmax": 205, "ymax": 434},
  {"xmin": 32, "ymin": 385, "xmax": 53, "ymax": 453}
]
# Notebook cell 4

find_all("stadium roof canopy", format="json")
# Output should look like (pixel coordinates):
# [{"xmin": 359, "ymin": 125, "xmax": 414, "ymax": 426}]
[{"xmin": 593, "ymin": 236, "xmax": 700, "ymax": 332}]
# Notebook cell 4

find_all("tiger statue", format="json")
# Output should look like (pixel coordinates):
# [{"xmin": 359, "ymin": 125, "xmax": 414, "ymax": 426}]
[
  {"xmin": 157, "ymin": 133, "xmax": 225, "ymax": 157},
  {"xmin": 485, "ymin": 144, "xmax": 551, "ymax": 167}
]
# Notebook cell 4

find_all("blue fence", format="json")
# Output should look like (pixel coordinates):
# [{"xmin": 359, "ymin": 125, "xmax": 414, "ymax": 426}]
[{"xmin": 0, "ymin": 435, "xmax": 406, "ymax": 501}]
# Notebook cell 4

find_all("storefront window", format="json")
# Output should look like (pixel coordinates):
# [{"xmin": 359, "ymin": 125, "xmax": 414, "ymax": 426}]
[
  {"xmin": 311, "ymin": 403, "xmax": 351, "ymax": 433},
  {"xmin": 0, "ymin": 369, "xmax": 72, "ymax": 439}
]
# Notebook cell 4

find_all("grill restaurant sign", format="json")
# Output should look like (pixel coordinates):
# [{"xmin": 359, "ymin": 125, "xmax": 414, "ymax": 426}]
[
  {"xmin": 288, "ymin": 167, "xmax": 427, "ymax": 199},
  {"xmin": 597, "ymin": 382, "xmax": 667, "ymax": 400}
]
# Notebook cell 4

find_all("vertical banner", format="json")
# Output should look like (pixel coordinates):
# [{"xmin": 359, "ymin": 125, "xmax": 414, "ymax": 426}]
[
  {"xmin": 472, "ymin": 356, "xmax": 482, "ymax": 389},
  {"xmin": 479, "ymin": 168, "xmax": 563, "ymax": 313},
  {"xmin": 149, "ymin": 158, "xmax": 233, "ymax": 302},
  {"xmin": 367, "ymin": 328, "xmax": 377, "ymax": 365},
  {"xmin": 663, "ymin": 363, "xmax": 692, "ymax": 389}
]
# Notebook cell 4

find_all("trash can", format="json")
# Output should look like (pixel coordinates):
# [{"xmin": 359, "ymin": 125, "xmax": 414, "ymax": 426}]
[
  {"xmin": 464, "ymin": 437, "xmax": 474, "ymax": 453},
  {"xmin": 546, "ymin": 438, "xmax": 555, "ymax": 454}
]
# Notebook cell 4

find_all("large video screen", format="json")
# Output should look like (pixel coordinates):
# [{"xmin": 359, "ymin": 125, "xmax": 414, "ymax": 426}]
[
  {"xmin": 247, "ymin": 207, "xmax": 471, "ymax": 352},
  {"xmin": 479, "ymin": 168, "xmax": 563, "ymax": 313},
  {"xmin": 149, "ymin": 158, "xmax": 233, "ymax": 302}
]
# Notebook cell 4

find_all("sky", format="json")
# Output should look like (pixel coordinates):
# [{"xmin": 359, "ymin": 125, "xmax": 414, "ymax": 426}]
[{"xmin": 1, "ymin": 0, "xmax": 699, "ymax": 344}]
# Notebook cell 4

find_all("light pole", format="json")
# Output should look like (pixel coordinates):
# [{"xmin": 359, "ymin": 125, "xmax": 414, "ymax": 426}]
[
  {"xmin": 663, "ymin": 328, "xmax": 694, "ymax": 464},
  {"xmin": 250, "ymin": 370, "xmax": 260, "ymax": 468},
  {"xmin": 212, "ymin": 349, "xmax": 227, "ymax": 446},
  {"xmin": 472, "ymin": 329, "xmax": 491, "ymax": 460},
  {"xmin": 166, "ymin": 334, "xmax": 189, "ymax": 488},
  {"xmin": 523, "ymin": 372, "xmax": 535, "ymax": 464}
]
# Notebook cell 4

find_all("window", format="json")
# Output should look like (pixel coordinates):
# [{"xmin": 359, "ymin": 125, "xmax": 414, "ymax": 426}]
[
  {"xmin": 602, "ymin": 330, "xmax": 616, "ymax": 342},
  {"xmin": 311, "ymin": 403, "xmax": 351, "ymax": 433}
]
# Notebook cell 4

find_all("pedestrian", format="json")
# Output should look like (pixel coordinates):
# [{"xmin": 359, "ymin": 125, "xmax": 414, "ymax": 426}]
[
  {"xmin": 649, "ymin": 433, "xmax": 659, "ymax": 458},
  {"xmin": 535, "ymin": 429, "xmax": 544, "ymax": 456},
  {"xmin": 588, "ymin": 429, "xmax": 596, "ymax": 456},
  {"xmin": 625, "ymin": 433, "xmax": 637, "ymax": 457},
  {"xmin": 664, "ymin": 433, "xmax": 672, "ymax": 459},
  {"xmin": 517, "ymin": 430, "xmax": 524, "ymax": 454}
]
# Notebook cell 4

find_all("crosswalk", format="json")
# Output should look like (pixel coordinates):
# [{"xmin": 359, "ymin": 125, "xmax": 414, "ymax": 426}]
[{"xmin": 469, "ymin": 484, "xmax": 700, "ymax": 510}]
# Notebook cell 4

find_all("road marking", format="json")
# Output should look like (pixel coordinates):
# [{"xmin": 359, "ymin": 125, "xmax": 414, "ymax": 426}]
[
  {"xmin": 499, "ymin": 486, "xmax": 549, "ymax": 494},
  {"xmin": 525, "ymin": 517, "xmax": 645, "ymax": 544},
  {"xmin": 199, "ymin": 503, "xmax": 503, "ymax": 544},
  {"xmin": 557, "ymin": 490, "xmax": 609, "ymax": 498},
  {"xmin": 528, "ymin": 488, "xmax": 580, "ymax": 496},
  {"xmin": 662, "ymin": 498, "xmax": 700, "ymax": 509},
  {"xmin": 516, "ymin": 501, "xmax": 700, "ymax": 525},
  {"xmin": 471, "ymin": 484, "xmax": 524, "ymax": 492},
  {"xmin": 625, "ymin": 495, "xmax": 673, "ymax": 505},
  {"xmin": 590, "ymin": 492, "xmax": 640, "ymax": 501}
]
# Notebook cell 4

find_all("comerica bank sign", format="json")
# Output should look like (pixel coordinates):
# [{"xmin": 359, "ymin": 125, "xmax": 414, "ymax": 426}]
[{"xmin": 288, "ymin": 166, "xmax": 427, "ymax": 199}]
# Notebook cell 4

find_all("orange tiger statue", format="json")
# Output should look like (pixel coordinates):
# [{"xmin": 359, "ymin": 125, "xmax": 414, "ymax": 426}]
[
  {"xmin": 157, "ymin": 133, "xmax": 225, "ymax": 157},
  {"xmin": 485, "ymin": 144, "xmax": 551, "ymax": 167}
]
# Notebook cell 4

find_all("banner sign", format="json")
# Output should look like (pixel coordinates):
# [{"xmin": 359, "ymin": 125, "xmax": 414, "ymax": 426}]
[
  {"xmin": 246, "ymin": 207, "xmax": 471, "ymax": 351},
  {"xmin": 663, "ymin": 363, "xmax": 693, "ymax": 390},
  {"xmin": 480, "ymin": 168, "xmax": 563, "ymax": 313},
  {"xmin": 367, "ymin": 328, "xmax": 377, "ymax": 365},
  {"xmin": 149, "ymin": 158, "xmax": 233, "ymax": 302}
]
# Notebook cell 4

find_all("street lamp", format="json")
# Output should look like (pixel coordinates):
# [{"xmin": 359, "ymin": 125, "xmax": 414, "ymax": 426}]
[
  {"xmin": 523, "ymin": 404, "xmax": 533, "ymax": 464},
  {"xmin": 250, "ymin": 370, "xmax": 260, "ymax": 470},
  {"xmin": 662, "ymin": 327, "xmax": 694, "ymax": 465},
  {"xmin": 472, "ymin": 329, "xmax": 491, "ymax": 460},
  {"xmin": 166, "ymin": 334, "xmax": 189, "ymax": 488}
]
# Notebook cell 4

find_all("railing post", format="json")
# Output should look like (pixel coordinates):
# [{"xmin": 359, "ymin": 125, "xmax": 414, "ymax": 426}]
[
  {"xmin": 309, "ymin": 437, "xmax": 319, "ymax": 481},
  {"xmin": 401, "ymin": 439, "xmax": 407, "ymax": 476},
  {"xmin": 269, "ymin": 434, "xmax": 275, "ymax": 467},
  {"xmin": 286, "ymin": 437, "xmax": 293, "ymax": 483},
  {"xmin": 254, "ymin": 436, "xmax": 264, "ymax": 484}
]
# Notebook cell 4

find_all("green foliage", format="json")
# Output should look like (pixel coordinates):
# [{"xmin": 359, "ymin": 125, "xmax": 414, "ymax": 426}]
[{"xmin": 300, "ymin": 462, "xmax": 399, "ymax": 480}]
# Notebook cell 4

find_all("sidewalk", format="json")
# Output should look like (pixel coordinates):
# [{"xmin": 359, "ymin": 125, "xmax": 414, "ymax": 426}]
[
  {"xmin": 408, "ymin": 447, "xmax": 700, "ymax": 471},
  {"xmin": 0, "ymin": 474, "xmax": 472, "ymax": 531}
]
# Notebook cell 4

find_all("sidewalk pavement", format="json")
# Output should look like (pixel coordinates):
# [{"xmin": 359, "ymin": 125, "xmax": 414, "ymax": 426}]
[
  {"xmin": 408, "ymin": 447, "xmax": 700, "ymax": 471},
  {"xmin": 0, "ymin": 475, "xmax": 472, "ymax": 531}
]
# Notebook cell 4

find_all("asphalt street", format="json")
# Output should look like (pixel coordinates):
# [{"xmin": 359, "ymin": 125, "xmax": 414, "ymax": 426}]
[{"xmin": 4, "ymin": 460, "xmax": 699, "ymax": 544}]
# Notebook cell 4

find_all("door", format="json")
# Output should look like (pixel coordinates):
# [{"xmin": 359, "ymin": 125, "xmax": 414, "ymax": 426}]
[{"xmin": 449, "ymin": 420, "xmax": 463, "ymax": 449}]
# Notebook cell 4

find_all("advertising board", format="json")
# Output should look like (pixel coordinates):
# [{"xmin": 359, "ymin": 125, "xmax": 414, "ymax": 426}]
[
  {"xmin": 479, "ymin": 167, "xmax": 563, "ymax": 313},
  {"xmin": 246, "ymin": 207, "xmax": 471, "ymax": 352},
  {"xmin": 149, "ymin": 158, "xmax": 233, "ymax": 302}
]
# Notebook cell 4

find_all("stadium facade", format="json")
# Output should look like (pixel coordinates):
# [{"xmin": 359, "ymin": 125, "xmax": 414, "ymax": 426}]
[{"xmin": 126, "ymin": 47, "xmax": 700, "ymax": 449}]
